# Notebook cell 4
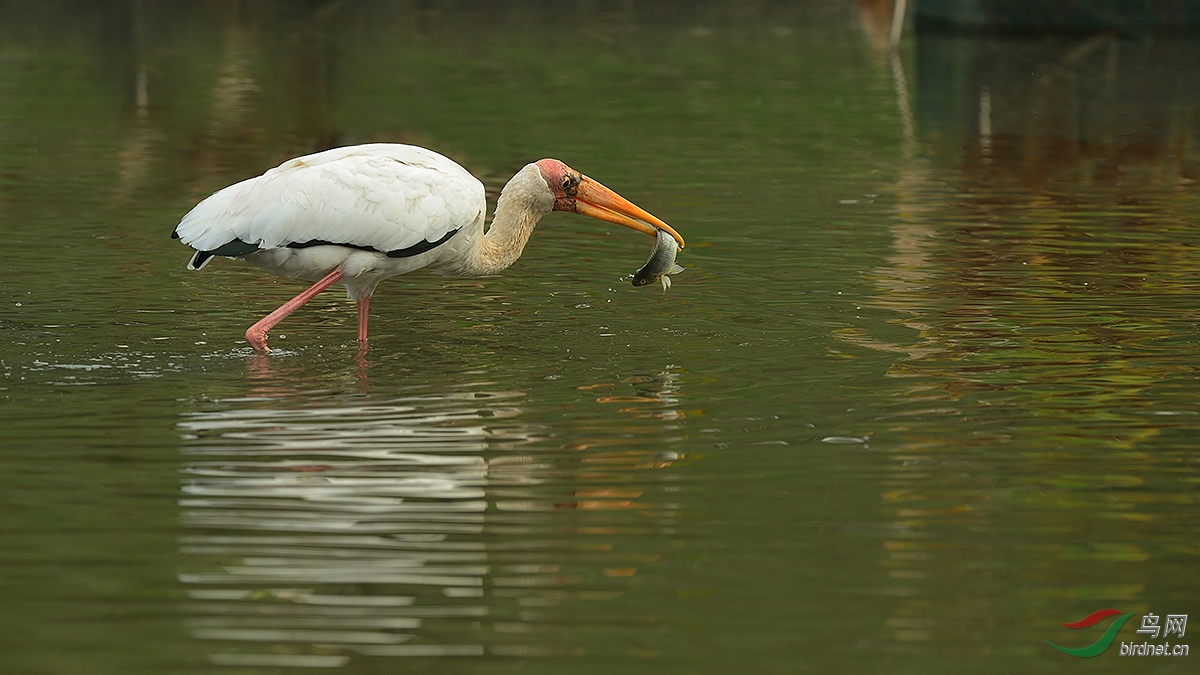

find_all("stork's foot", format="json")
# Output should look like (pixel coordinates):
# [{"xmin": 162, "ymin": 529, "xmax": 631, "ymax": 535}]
[
  {"xmin": 241, "ymin": 269, "xmax": 346, "ymax": 355},
  {"xmin": 246, "ymin": 327, "xmax": 271, "ymax": 353}
]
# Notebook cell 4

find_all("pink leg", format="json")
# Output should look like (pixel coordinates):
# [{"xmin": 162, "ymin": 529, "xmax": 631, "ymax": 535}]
[
  {"xmin": 245, "ymin": 269, "xmax": 345, "ymax": 353},
  {"xmin": 356, "ymin": 294, "xmax": 371, "ymax": 350}
]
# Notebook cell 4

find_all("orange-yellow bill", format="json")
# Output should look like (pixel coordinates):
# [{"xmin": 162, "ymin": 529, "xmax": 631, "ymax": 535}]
[{"xmin": 574, "ymin": 176, "xmax": 685, "ymax": 248}]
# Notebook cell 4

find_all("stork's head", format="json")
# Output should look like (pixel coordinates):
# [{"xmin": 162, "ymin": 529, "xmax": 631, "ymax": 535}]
[{"xmin": 535, "ymin": 159, "xmax": 685, "ymax": 249}]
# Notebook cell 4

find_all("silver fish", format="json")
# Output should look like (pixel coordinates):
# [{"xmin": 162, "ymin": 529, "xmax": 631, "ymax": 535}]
[{"xmin": 633, "ymin": 228, "xmax": 684, "ymax": 291}]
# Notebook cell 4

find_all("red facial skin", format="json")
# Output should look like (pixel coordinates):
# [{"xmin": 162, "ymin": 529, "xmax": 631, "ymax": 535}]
[{"xmin": 534, "ymin": 158, "xmax": 581, "ymax": 213}]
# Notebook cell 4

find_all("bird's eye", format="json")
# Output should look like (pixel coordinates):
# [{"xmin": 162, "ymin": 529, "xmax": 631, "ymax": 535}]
[{"xmin": 560, "ymin": 172, "xmax": 580, "ymax": 196}]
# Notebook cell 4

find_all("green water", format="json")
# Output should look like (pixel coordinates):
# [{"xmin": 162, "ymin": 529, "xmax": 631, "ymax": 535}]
[{"xmin": 2, "ymin": 3, "xmax": 1198, "ymax": 673}]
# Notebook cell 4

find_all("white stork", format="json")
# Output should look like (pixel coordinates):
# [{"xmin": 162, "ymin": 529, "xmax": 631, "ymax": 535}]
[{"xmin": 172, "ymin": 144, "xmax": 685, "ymax": 353}]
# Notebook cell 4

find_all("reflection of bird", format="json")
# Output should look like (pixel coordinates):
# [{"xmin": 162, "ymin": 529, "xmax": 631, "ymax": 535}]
[{"xmin": 173, "ymin": 144, "xmax": 684, "ymax": 353}]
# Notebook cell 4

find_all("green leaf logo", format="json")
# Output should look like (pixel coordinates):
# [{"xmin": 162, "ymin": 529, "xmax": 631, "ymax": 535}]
[{"xmin": 1045, "ymin": 609, "xmax": 1133, "ymax": 658}]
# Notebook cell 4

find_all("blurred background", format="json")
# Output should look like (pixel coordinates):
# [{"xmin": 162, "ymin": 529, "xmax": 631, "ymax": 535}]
[{"xmin": 1, "ymin": 1, "xmax": 1198, "ymax": 673}]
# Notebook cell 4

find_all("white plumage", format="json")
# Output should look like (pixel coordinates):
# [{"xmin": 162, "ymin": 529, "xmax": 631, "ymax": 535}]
[
  {"xmin": 177, "ymin": 144, "xmax": 482, "ymax": 253},
  {"xmin": 173, "ymin": 143, "xmax": 684, "ymax": 354}
]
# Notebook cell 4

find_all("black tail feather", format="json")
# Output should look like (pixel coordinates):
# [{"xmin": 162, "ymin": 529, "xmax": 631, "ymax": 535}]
[{"xmin": 187, "ymin": 250, "xmax": 214, "ymax": 270}]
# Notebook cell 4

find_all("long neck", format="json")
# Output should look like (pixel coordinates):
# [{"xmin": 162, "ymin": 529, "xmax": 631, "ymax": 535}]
[{"xmin": 463, "ymin": 164, "xmax": 553, "ymax": 276}]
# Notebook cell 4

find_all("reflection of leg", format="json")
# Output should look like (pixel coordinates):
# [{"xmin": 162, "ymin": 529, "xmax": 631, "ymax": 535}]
[
  {"xmin": 356, "ymin": 294, "xmax": 371, "ymax": 352},
  {"xmin": 355, "ymin": 296, "xmax": 371, "ymax": 390},
  {"xmin": 245, "ymin": 268, "xmax": 345, "ymax": 353},
  {"xmin": 355, "ymin": 347, "xmax": 370, "ymax": 387}
]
